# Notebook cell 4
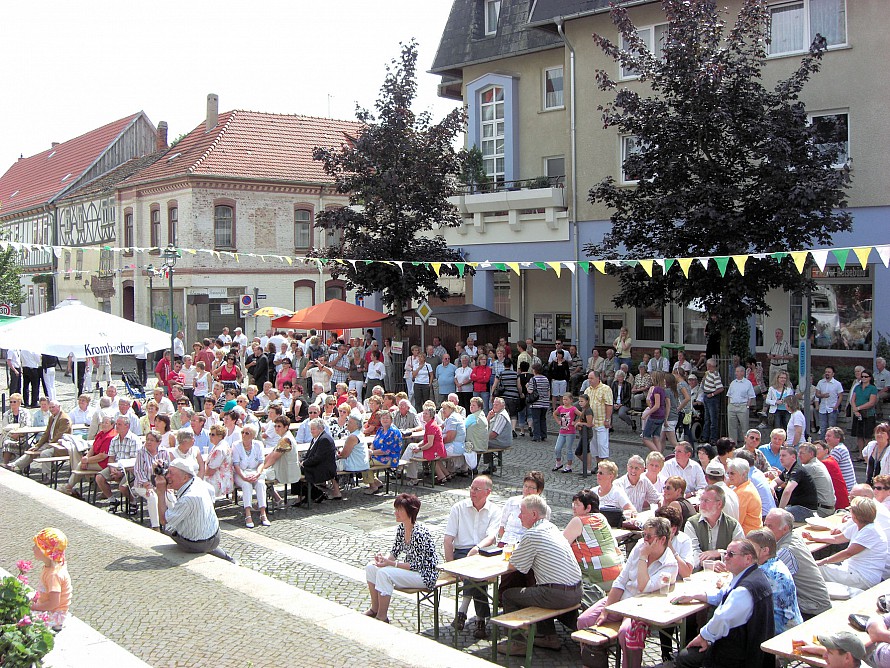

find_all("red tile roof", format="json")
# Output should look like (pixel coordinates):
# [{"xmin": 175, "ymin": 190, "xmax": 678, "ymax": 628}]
[
  {"xmin": 125, "ymin": 110, "xmax": 362, "ymax": 186},
  {"xmin": 0, "ymin": 113, "xmax": 143, "ymax": 216}
]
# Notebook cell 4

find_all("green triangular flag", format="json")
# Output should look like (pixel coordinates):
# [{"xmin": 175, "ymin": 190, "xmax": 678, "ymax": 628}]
[
  {"xmin": 455, "ymin": 263, "xmax": 466, "ymax": 277},
  {"xmin": 534, "ymin": 262, "xmax": 547, "ymax": 270},
  {"xmin": 363, "ymin": 260, "xmax": 373, "ymax": 265},
  {"xmin": 833, "ymin": 248, "xmax": 850, "ymax": 271},
  {"xmin": 624, "ymin": 260, "xmax": 638, "ymax": 268},
  {"xmin": 493, "ymin": 263, "xmax": 506, "ymax": 271},
  {"xmin": 714, "ymin": 256, "xmax": 730, "ymax": 277},
  {"xmin": 319, "ymin": 258, "xmax": 329, "ymax": 265},
  {"xmin": 411, "ymin": 261, "xmax": 421, "ymax": 266},
  {"xmin": 579, "ymin": 262, "xmax": 590, "ymax": 274},
  {"xmin": 664, "ymin": 258, "xmax": 675, "ymax": 273},
  {"xmin": 770, "ymin": 252, "xmax": 788, "ymax": 262}
]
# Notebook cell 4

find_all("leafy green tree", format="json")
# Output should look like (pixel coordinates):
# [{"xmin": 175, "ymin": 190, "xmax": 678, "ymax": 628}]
[
  {"xmin": 584, "ymin": 0, "xmax": 852, "ymax": 355},
  {"xmin": 310, "ymin": 40, "xmax": 467, "ymax": 330}
]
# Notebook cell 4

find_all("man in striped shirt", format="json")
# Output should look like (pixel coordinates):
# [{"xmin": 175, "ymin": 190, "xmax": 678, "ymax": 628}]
[
  {"xmin": 156, "ymin": 457, "xmax": 235, "ymax": 563},
  {"xmin": 701, "ymin": 359, "xmax": 724, "ymax": 443},
  {"xmin": 499, "ymin": 495, "xmax": 582, "ymax": 654},
  {"xmin": 825, "ymin": 427, "xmax": 856, "ymax": 492}
]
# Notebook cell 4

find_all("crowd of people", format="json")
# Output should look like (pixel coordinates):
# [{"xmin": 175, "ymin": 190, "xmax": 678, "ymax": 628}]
[{"xmin": 6, "ymin": 324, "xmax": 890, "ymax": 665}]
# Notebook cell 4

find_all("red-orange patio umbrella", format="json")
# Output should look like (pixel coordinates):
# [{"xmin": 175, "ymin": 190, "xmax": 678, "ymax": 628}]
[{"xmin": 271, "ymin": 299, "xmax": 387, "ymax": 331}]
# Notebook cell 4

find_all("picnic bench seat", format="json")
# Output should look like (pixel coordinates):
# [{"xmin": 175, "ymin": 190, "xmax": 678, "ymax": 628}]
[
  {"xmin": 572, "ymin": 622, "xmax": 622, "ymax": 668},
  {"xmin": 71, "ymin": 468, "xmax": 98, "ymax": 504},
  {"xmin": 32, "ymin": 455, "xmax": 69, "ymax": 488},
  {"xmin": 394, "ymin": 572, "xmax": 457, "ymax": 639},
  {"xmin": 490, "ymin": 605, "xmax": 580, "ymax": 666}
]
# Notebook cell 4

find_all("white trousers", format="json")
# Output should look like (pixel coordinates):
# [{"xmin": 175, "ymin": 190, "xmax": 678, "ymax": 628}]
[
  {"xmin": 365, "ymin": 563, "xmax": 426, "ymax": 596},
  {"xmin": 235, "ymin": 473, "xmax": 267, "ymax": 509},
  {"xmin": 820, "ymin": 563, "xmax": 875, "ymax": 591},
  {"xmin": 42, "ymin": 368, "xmax": 56, "ymax": 401},
  {"xmin": 132, "ymin": 486, "xmax": 176, "ymax": 528}
]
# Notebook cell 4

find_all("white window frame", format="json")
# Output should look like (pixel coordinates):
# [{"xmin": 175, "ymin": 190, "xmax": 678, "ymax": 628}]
[
  {"xmin": 620, "ymin": 135, "xmax": 643, "ymax": 185},
  {"xmin": 767, "ymin": 0, "xmax": 848, "ymax": 58},
  {"xmin": 484, "ymin": 0, "xmax": 501, "ymax": 36},
  {"xmin": 808, "ymin": 110, "xmax": 850, "ymax": 168},
  {"xmin": 544, "ymin": 155, "xmax": 565, "ymax": 183},
  {"xmin": 480, "ymin": 85, "xmax": 505, "ymax": 185},
  {"xmin": 619, "ymin": 22, "xmax": 668, "ymax": 80},
  {"xmin": 543, "ymin": 66, "xmax": 564, "ymax": 110}
]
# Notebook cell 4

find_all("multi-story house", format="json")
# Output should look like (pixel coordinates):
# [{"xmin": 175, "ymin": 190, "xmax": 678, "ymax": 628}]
[
  {"xmin": 432, "ymin": 0, "xmax": 889, "ymax": 367},
  {"xmin": 117, "ymin": 94, "xmax": 364, "ymax": 345},
  {"xmin": 0, "ymin": 113, "xmax": 159, "ymax": 315}
]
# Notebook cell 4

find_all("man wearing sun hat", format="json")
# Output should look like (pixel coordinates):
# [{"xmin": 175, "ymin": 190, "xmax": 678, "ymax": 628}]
[{"xmin": 155, "ymin": 457, "xmax": 235, "ymax": 563}]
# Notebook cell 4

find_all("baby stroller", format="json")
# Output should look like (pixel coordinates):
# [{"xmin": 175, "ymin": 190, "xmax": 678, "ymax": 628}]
[{"xmin": 122, "ymin": 370, "xmax": 146, "ymax": 416}]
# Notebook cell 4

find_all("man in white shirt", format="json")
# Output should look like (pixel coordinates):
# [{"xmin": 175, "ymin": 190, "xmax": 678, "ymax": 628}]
[
  {"xmin": 233, "ymin": 327, "xmax": 249, "ymax": 348},
  {"xmin": 173, "ymin": 331, "xmax": 186, "ymax": 360},
  {"xmin": 726, "ymin": 366, "xmax": 756, "ymax": 445},
  {"xmin": 444, "ymin": 476, "xmax": 501, "ymax": 639},
  {"xmin": 648, "ymin": 348, "xmax": 670, "ymax": 373},
  {"xmin": 151, "ymin": 387, "xmax": 175, "ymax": 415},
  {"xmin": 219, "ymin": 327, "xmax": 232, "ymax": 345},
  {"xmin": 768, "ymin": 328, "xmax": 793, "ymax": 387},
  {"xmin": 115, "ymin": 397, "xmax": 142, "ymax": 436},
  {"xmin": 662, "ymin": 441, "xmax": 706, "ymax": 494},
  {"xmin": 616, "ymin": 454, "xmax": 660, "ymax": 512},
  {"xmin": 547, "ymin": 339, "xmax": 572, "ymax": 364},
  {"xmin": 815, "ymin": 365, "xmax": 844, "ymax": 439},
  {"xmin": 875, "ymin": 357, "xmax": 890, "ymax": 419},
  {"xmin": 672, "ymin": 351, "xmax": 693, "ymax": 373}
]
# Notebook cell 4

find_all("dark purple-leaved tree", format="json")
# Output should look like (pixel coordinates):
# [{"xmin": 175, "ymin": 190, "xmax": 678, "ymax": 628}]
[
  {"xmin": 584, "ymin": 0, "xmax": 852, "ymax": 356},
  {"xmin": 310, "ymin": 40, "xmax": 468, "ymax": 331}
]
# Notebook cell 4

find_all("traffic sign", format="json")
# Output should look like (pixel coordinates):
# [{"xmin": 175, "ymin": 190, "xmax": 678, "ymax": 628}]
[
  {"xmin": 416, "ymin": 300, "xmax": 432, "ymax": 323},
  {"xmin": 0, "ymin": 303, "xmax": 11, "ymax": 316}
]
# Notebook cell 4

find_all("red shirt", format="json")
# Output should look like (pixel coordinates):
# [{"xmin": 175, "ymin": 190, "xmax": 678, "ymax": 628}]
[
  {"xmin": 824, "ymin": 455, "xmax": 851, "ymax": 509},
  {"xmin": 91, "ymin": 429, "xmax": 115, "ymax": 470},
  {"xmin": 154, "ymin": 358, "xmax": 170, "ymax": 384},
  {"xmin": 422, "ymin": 420, "xmax": 446, "ymax": 461},
  {"xmin": 166, "ymin": 370, "xmax": 184, "ymax": 393},
  {"xmin": 197, "ymin": 348, "xmax": 216, "ymax": 369}
]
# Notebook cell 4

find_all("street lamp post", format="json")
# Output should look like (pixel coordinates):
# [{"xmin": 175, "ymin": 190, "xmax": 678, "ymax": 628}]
[{"xmin": 161, "ymin": 245, "xmax": 179, "ymax": 356}]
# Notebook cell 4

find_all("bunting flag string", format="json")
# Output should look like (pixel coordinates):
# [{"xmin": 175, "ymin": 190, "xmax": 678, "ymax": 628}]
[{"xmin": 0, "ymin": 239, "xmax": 887, "ymax": 279}]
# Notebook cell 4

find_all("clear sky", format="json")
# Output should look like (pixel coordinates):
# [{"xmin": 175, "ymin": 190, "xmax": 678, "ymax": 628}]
[{"xmin": 0, "ymin": 0, "xmax": 460, "ymax": 169}]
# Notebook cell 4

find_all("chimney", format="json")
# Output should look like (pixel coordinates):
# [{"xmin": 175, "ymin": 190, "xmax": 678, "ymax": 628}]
[
  {"xmin": 156, "ymin": 121, "xmax": 168, "ymax": 151},
  {"xmin": 206, "ymin": 93, "xmax": 219, "ymax": 132},
  {"xmin": 51, "ymin": 142, "xmax": 59, "ymax": 148}
]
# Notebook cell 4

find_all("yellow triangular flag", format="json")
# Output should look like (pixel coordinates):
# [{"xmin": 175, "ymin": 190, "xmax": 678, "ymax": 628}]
[
  {"xmin": 468, "ymin": 262, "xmax": 478, "ymax": 268},
  {"xmin": 284, "ymin": 257, "xmax": 293, "ymax": 266},
  {"xmin": 506, "ymin": 262, "xmax": 521, "ymax": 275},
  {"xmin": 638, "ymin": 259, "xmax": 653, "ymax": 277},
  {"xmin": 853, "ymin": 246, "xmax": 871, "ymax": 269},
  {"xmin": 789, "ymin": 250, "xmax": 809, "ymax": 274},
  {"xmin": 431, "ymin": 262, "xmax": 442, "ymax": 276},
  {"xmin": 546, "ymin": 261, "xmax": 562, "ymax": 277},
  {"xmin": 677, "ymin": 257, "xmax": 694, "ymax": 277},
  {"xmin": 731, "ymin": 255, "xmax": 748, "ymax": 276},
  {"xmin": 592, "ymin": 261, "xmax": 607, "ymax": 274}
]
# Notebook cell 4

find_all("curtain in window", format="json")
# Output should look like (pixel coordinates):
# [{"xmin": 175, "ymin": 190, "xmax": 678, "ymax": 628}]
[
  {"xmin": 770, "ymin": 2, "xmax": 805, "ymax": 54},
  {"xmin": 810, "ymin": 0, "xmax": 846, "ymax": 46},
  {"xmin": 545, "ymin": 68, "xmax": 563, "ymax": 108}
]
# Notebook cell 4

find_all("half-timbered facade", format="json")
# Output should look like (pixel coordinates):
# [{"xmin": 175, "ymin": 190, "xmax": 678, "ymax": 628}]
[{"xmin": 0, "ymin": 112, "xmax": 159, "ymax": 314}]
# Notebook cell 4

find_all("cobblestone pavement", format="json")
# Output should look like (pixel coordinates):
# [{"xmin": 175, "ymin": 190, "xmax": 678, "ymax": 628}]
[{"xmin": 2, "ymin": 368, "xmax": 863, "ymax": 667}]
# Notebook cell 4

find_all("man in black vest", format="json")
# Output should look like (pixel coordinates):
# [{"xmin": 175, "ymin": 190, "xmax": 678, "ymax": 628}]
[{"xmin": 673, "ymin": 539, "xmax": 774, "ymax": 668}]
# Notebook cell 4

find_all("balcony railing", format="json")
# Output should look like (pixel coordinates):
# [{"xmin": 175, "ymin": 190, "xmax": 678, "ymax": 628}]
[{"xmin": 456, "ymin": 175, "xmax": 565, "ymax": 195}]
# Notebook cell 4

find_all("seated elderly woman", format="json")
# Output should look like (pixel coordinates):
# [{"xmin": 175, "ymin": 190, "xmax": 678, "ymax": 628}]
[
  {"xmin": 412, "ymin": 405, "xmax": 448, "ymax": 484},
  {"xmin": 564, "ymin": 488, "xmax": 624, "ymax": 606},
  {"xmin": 365, "ymin": 493, "xmax": 439, "ymax": 623},
  {"xmin": 139, "ymin": 400, "xmax": 161, "ymax": 435},
  {"xmin": 204, "ymin": 424, "xmax": 233, "ymax": 498},
  {"xmin": 232, "ymin": 424, "xmax": 269, "ymax": 528},
  {"xmin": 294, "ymin": 417, "xmax": 337, "ymax": 505},
  {"xmin": 366, "ymin": 410, "xmax": 403, "ymax": 495},
  {"xmin": 168, "ymin": 428, "xmax": 205, "ymax": 478},
  {"xmin": 336, "ymin": 414, "xmax": 369, "ymax": 498},
  {"xmin": 593, "ymin": 460, "xmax": 634, "ymax": 513},
  {"xmin": 327, "ymin": 403, "xmax": 352, "ymax": 440},
  {"xmin": 440, "ymin": 401, "xmax": 468, "ymax": 476},
  {"xmin": 578, "ymin": 517, "xmax": 679, "ymax": 668},
  {"xmin": 805, "ymin": 496, "xmax": 888, "ymax": 590},
  {"xmin": 262, "ymin": 415, "xmax": 300, "ymax": 507}
]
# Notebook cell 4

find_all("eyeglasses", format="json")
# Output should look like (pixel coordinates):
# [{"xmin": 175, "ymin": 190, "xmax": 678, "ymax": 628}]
[
  {"xmin": 724, "ymin": 550, "xmax": 741, "ymax": 558},
  {"xmin": 875, "ymin": 486, "xmax": 888, "ymax": 491}
]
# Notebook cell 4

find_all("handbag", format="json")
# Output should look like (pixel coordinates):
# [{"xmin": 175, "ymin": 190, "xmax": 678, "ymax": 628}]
[
  {"xmin": 848, "ymin": 613, "xmax": 870, "ymax": 632},
  {"xmin": 683, "ymin": 411, "xmax": 692, "ymax": 425},
  {"xmin": 526, "ymin": 378, "xmax": 540, "ymax": 405}
]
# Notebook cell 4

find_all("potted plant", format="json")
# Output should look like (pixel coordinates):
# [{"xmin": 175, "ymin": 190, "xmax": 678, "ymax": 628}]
[{"xmin": 0, "ymin": 561, "xmax": 55, "ymax": 667}]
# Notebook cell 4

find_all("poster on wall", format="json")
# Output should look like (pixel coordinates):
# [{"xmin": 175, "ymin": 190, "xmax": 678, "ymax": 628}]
[
  {"xmin": 391, "ymin": 341, "xmax": 403, "ymax": 355},
  {"xmin": 534, "ymin": 314, "xmax": 553, "ymax": 342}
]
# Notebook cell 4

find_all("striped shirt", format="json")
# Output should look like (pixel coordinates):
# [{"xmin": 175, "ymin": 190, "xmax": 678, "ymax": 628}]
[
  {"xmin": 509, "ymin": 519, "xmax": 582, "ymax": 586},
  {"xmin": 165, "ymin": 476, "xmax": 220, "ymax": 541},
  {"xmin": 702, "ymin": 370, "xmax": 724, "ymax": 395},
  {"xmin": 830, "ymin": 442, "xmax": 856, "ymax": 491},
  {"xmin": 134, "ymin": 446, "xmax": 173, "ymax": 487},
  {"xmin": 109, "ymin": 432, "xmax": 140, "ymax": 461}
]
